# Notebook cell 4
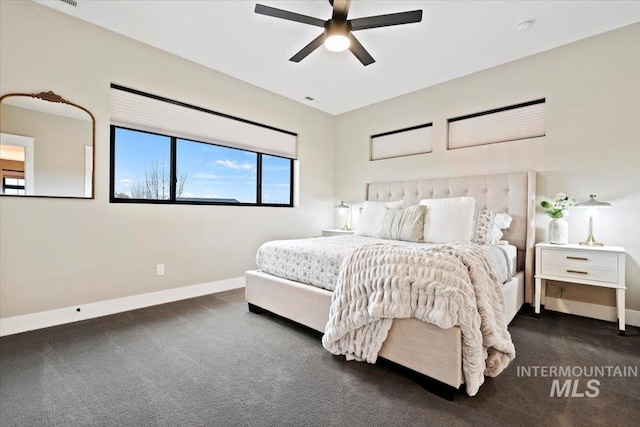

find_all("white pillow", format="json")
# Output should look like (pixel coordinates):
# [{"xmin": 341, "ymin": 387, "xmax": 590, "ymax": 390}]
[
  {"xmin": 495, "ymin": 213, "xmax": 513, "ymax": 229},
  {"xmin": 491, "ymin": 212, "xmax": 513, "ymax": 244},
  {"xmin": 419, "ymin": 197, "xmax": 476, "ymax": 243},
  {"xmin": 355, "ymin": 200, "xmax": 404, "ymax": 237}
]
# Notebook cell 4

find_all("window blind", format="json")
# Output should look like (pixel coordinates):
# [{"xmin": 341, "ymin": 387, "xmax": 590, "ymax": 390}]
[
  {"xmin": 448, "ymin": 99, "xmax": 545, "ymax": 150},
  {"xmin": 109, "ymin": 85, "xmax": 298, "ymax": 159},
  {"xmin": 370, "ymin": 124, "xmax": 433, "ymax": 161}
]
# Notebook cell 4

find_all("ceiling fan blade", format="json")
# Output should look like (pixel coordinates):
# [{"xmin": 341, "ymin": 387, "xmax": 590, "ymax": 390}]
[
  {"xmin": 290, "ymin": 33, "xmax": 327, "ymax": 63},
  {"xmin": 350, "ymin": 10, "xmax": 423, "ymax": 31},
  {"xmin": 331, "ymin": 0, "xmax": 351, "ymax": 21},
  {"xmin": 255, "ymin": 4, "xmax": 326, "ymax": 27},
  {"xmin": 348, "ymin": 33, "xmax": 375, "ymax": 66}
]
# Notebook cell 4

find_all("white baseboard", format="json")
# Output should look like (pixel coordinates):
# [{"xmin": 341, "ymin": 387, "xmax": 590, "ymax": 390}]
[
  {"xmin": 0, "ymin": 277, "xmax": 245, "ymax": 337},
  {"xmin": 544, "ymin": 297, "xmax": 640, "ymax": 328}
]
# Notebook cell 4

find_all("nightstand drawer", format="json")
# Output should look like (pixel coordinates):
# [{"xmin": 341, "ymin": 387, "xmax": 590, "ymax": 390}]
[
  {"xmin": 541, "ymin": 249, "xmax": 617, "ymax": 269},
  {"xmin": 541, "ymin": 262, "xmax": 618, "ymax": 283}
]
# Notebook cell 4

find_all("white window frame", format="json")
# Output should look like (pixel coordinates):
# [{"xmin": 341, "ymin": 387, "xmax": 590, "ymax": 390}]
[{"xmin": 1, "ymin": 133, "xmax": 34, "ymax": 195}]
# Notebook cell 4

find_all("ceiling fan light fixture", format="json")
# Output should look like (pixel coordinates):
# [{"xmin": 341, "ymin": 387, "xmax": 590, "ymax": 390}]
[
  {"xmin": 325, "ymin": 34, "xmax": 350, "ymax": 52},
  {"xmin": 254, "ymin": 2, "xmax": 422, "ymax": 66},
  {"xmin": 324, "ymin": 19, "xmax": 351, "ymax": 52}
]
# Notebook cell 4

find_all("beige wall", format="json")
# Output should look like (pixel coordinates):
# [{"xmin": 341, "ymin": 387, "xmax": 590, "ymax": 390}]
[
  {"xmin": 1, "ymin": 104, "xmax": 91, "ymax": 197},
  {"xmin": 0, "ymin": 1, "xmax": 335, "ymax": 318},
  {"xmin": 335, "ymin": 23, "xmax": 640, "ymax": 311},
  {"xmin": 1, "ymin": 1, "xmax": 638, "ymax": 320}
]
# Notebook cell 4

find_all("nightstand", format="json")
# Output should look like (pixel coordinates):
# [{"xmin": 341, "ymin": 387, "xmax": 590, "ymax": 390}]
[
  {"xmin": 321, "ymin": 229, "xmax": 355, "ymax": 237},
  {"xmin": 534, "ymin": 243, "xmax": 626, "ymax": 335}
]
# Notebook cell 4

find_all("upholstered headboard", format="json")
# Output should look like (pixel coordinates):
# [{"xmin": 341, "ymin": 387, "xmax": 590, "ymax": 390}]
[{"xmin": 366, "ymin": 171, "xmax": 536, "ymax": 303}]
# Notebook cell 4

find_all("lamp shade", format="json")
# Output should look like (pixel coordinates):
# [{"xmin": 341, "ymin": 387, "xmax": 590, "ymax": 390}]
[
  {"xmin": 575, "ymin": 194, "xmax": 610, "ymax": 246},
  {"xmin": 574, "ymin": 194, "xmax": 611, "ymax": 208},
  {"xmin": 325, "ymin": 34, "xmax": 350, "ymax": 52}
]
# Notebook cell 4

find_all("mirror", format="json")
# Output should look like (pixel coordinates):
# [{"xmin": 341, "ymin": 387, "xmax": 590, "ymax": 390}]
[{"xmin": 0, "ymin": 91, "xmax": 95, "ymax": 198}]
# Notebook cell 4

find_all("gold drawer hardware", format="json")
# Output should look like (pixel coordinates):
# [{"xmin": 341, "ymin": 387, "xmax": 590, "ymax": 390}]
[
  {"xmin": 566, "ymin": 256, "xmax": 588, "ymax": 261},
  {"xmin": 567, "ymin": 270, "xmax": 588, "ymax": 275}
]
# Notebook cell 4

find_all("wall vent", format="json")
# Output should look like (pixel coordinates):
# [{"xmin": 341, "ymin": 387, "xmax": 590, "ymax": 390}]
[{"xmin": 59, "ymin": 0, "xmax": 78, "ymax": 7}]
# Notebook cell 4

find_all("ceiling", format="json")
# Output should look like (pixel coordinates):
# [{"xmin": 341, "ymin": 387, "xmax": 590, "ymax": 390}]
[{"xmin": 37, "ymin": 1, "xmax": 640, "ymax": 115}]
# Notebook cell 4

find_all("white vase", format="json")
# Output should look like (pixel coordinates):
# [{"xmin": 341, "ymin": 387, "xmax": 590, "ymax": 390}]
[{"xmin": 548, "ymin": 218, "xmax": 568, "ymax": 244}]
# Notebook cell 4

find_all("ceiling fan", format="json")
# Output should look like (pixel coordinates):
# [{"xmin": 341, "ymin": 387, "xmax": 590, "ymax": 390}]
[{"xmin": 254, "ymin": 0, "xmax": 423, "ymax": 66}]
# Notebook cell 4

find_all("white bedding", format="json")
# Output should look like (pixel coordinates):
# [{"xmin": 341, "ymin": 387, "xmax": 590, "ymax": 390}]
[
  {"xmin": 500, "ymin": 243, "xmax": 518, "ymax": 277},
  {"xmin": 256, "ymin": 235, "xmax": 515, "ymax": 291}
]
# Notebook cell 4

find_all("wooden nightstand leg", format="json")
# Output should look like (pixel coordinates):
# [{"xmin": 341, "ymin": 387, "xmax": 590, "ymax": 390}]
[
  {"xmin": 616, "ymin": 289, "xmax": 625, "ymax": 336},
  {"xmin": 534, "ymin": 277, "xmax": 542, "ymax": 317}
]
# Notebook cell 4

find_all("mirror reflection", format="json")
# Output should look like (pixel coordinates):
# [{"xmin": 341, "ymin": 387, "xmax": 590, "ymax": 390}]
[{"xmin": 0, "ymin": 91, "xmax": 95, "ymax": 198}]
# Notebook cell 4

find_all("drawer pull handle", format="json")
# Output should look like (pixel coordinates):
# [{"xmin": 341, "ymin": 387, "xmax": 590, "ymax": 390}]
[
  {"xmin": 567, "ymin": 270, "xmax": 588, "ymax": 275},
  {"xmin": 567, "ymin": 256, "xmax": 588, "ymax": 261}
]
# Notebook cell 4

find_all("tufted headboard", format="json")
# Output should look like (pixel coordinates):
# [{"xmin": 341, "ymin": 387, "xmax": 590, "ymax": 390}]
[{"xmin": 366, "ymin": 171, "xmax": 536, "ymax": 303}]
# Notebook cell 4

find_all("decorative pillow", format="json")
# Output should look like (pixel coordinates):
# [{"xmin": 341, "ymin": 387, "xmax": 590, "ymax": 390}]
[
  {"xmin": 472, "ymin": 209, "xmax": 497, "ymax": 245},
  {"xmin": 472, "ymin": 210, "xmax": 514, "ymax": 245},
  {"xmin": 376, "ymin": 205, "xmax": 426, "ymax": 242},
  {"xmin": 355, "ymin": 200, "xmax": 404, "ymax": 237},
  {"xmin": 419, "ymin": 197, "xmax": 476, "ymax": 243}
]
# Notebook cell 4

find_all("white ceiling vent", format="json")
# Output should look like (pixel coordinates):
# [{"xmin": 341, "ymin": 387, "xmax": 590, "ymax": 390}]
[{"xmin": 58, "ymin": 0, "xmax": 78, "ymax": 7}]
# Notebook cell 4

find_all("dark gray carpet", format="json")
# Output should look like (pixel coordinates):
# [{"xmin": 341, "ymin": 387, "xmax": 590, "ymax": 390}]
[{"xmin": 1, "ymin": 289, "xmax": 638, "ymax": 427}]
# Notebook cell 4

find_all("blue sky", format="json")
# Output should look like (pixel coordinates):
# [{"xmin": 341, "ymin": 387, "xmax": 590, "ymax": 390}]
[{"xmin": 114, "ymin": 128, "xmax": 290, "ymax": 203}]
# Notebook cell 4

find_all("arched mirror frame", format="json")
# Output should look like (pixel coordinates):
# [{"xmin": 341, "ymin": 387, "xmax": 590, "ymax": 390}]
[{"xmin": 0, "ymin": 91, "xmax": 96, "ymax": 199}]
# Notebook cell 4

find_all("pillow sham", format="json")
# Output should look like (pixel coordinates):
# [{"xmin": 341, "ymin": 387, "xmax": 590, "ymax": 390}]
[
  {"xmin": 472, "ymin": 209, "xmax": 514, "ymax": 245},
  {"xmin": 472, "ymin": 209, "xmax": 497, "ymax": 245},
  {"xmin": 377, "ymin": 205, "xmax": 426, "ymax": 242},
  {"xmin": 355, "ymin": 200, "xmax": 404, "ymax": 237},
  {"xmin": 419, "ymin": 196, "xmax": 476, "ymax": 243}
]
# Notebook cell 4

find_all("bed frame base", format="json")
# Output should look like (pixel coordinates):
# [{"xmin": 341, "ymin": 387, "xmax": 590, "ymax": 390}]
[
  {"xmin": 248, "ymin": 302, "xmax": 266, "ymax": 314},
  {"xmin": 379, "ymin": 358, "xmax": 461, "ymax": 401},
  {"xmin": 247, "ymin": 301, "xmax": 461, "ymax": 400},
  {"xmin": 245, "ymin": 270, "xmax": 465, "ymax": 390}
]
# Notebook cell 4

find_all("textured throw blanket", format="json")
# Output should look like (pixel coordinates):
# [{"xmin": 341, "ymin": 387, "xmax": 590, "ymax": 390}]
[{"xmin": 322, "ymin": 243, "xmax": 515, "ymax": 396}]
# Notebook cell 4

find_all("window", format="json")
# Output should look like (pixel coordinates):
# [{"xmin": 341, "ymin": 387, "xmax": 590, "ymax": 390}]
[
  {"xmin": 109, "ymin": 85, "xmax": 295, "ymax": 206},
  {"xmin": 2, "ymin": 176, "xmax": 25, "ymax": 195},
  {"xmin": 370, "ymin": 123, "xmax": 433, "ymax": 161},
  {"xmin": 111, "ymin": 127, "xmax": 292, "ymax": 206},
  {"xmin": 261, "ymin": 154, "xmax": 292, "ymax": 205},
  {"xmin": 448, "ymin": 99, "xmax": 545, "ymax": 150},
  {"xmin": 113, "ymin": 128, "xmax": 171, "ymax": 200},
  {"xmin": 176, "ymin": 139, "xmax": 257, "ymax": 203}
]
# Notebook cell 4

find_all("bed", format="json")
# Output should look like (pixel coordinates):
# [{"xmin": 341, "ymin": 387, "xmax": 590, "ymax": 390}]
[{"xmin": 245, "ymin": 171, "xmax": 536, "ymax": 396}]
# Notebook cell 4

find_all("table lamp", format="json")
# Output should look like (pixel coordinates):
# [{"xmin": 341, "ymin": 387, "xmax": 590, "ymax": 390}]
[
  {"xmin": 573, "ymin": 194, "xmax": 611, "ymax": 246},
  {"xmin": 334, "ymin": 201, "xmax": 350, "ymax": 230}
]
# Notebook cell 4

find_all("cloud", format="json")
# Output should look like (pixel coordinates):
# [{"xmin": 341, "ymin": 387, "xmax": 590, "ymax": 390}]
[
  {"xmin": 216, "ymin": 159, "xmax": 253, "ymax": 171},
  {"xmin": 191, "ymin": 173, "xmax": 220, "ymax": 179},
  {"xmin": 178, "ymin": 192, "xmax": 220, "ymax": 199}
]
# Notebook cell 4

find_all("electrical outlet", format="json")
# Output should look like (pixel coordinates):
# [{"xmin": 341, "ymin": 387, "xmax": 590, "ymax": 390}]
[{"xmin": 156, "ymin": 264, "xmax": 165, "ymax": 276}]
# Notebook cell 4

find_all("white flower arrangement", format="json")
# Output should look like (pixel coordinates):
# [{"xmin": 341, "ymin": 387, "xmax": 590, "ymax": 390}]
[{"xmin": 540, "ymin": 193, "xmax": 575, "ymax": 219}]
